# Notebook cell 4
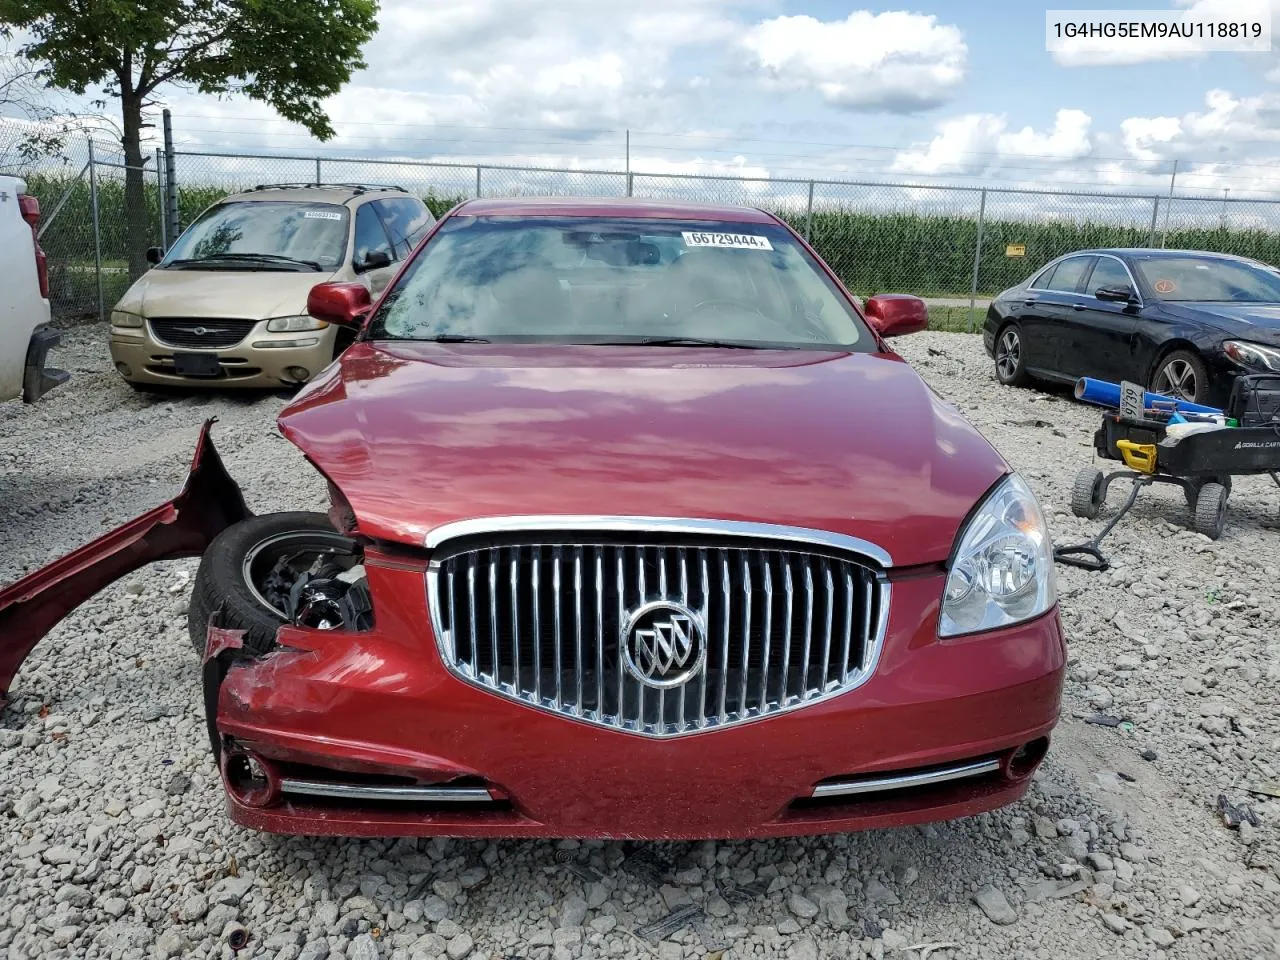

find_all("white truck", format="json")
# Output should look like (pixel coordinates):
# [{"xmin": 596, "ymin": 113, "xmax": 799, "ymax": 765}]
[{"xmin": 0, "ymin": 174, "xmax": 66, "ymax": 403}]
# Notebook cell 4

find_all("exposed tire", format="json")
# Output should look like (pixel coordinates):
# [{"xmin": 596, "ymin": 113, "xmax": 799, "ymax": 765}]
[
  {"xmin": 1071, "ymin": 467, "xmax": 1105, "ymax": 519},
  {"xmin": 1192, "ymin": 481, "xmax": 1228, "ymax": 540},
  {"xmin": 994, "ymin": 323, "xmax": 1030, "ymax": 387},
  {"xmin": 187, "ymin": 512, "xmax": 350, "ymax": 658},
  {"xmin": 1150, "ymin": 349, "xmax": 1210, "ymax": 405}
]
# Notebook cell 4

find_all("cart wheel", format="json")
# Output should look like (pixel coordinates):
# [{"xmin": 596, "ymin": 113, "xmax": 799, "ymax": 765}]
[
  {"xmin": 1071, "ymin": 467, "xmax": 1105, "ymax": 519},
  {"xmin": 1193, "ymin": 481, "xmax": 1228, "ymax": 540}
]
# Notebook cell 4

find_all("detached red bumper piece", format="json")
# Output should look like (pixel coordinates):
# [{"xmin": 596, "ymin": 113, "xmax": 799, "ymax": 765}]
[{"xmin": 0, "ymin": 420, "xmax": 249, "ymax": 710}]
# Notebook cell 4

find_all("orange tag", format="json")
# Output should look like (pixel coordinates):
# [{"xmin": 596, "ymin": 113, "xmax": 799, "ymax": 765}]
[{"xmin": 1154, "ymin": 279, "xmax": 1176, "ymax": 294}]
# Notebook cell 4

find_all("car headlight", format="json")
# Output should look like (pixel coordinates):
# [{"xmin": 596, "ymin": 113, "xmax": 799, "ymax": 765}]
[
  {"xmin": 111, "ymin": 311, "xmax": 144, "ymax": 328},
  {"xmin": 266, "ymin": 315, "xmax": 327, "ymax": 333},
  {"xmin": 1223, "ymin": 340, "xmax": 1280, "ymax": 373},
  {"xmin": 939, "ymin": 473, "xmax": 1056, "ymax": 638}
]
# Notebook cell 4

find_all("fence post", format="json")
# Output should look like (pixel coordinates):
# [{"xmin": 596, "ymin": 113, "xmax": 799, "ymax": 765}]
[
  {"xmin": 1159, "ymin": 159, "xmax": 1178, "ymax": 248},
  {"xmin": 1148, "ymin": 197, "xmax": 1160, "ymax": 247},
  {"xmin": 155, "ymin": 147, "xmax": 167, "ymax": 249},
  {"xmin": 163, "ymin": 109, "xmax": 179, "ymax": 241},
  {"xmin": 316, "ymin": 157, "xmax": 322, "ymax": 186},
  {"xmin": 87, "ymin": 139, "xmax": 104, "ymax": 323},
  {"xmin": 476, "ymin": 165, "xmax": 482, "ymax": 198},
  {"xmin": 967, "ymin": 188, "xmax": 987, "ymax": 333},
  {"xmin": 626, "ymin": 172, "xmax": 634, "ymax": 197},
  {"xmin": 805, "ymin": 181, "xmax": 815, "ymax": 240}
]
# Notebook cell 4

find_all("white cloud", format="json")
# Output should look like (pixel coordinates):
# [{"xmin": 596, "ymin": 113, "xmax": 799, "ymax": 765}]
[
  {"xmin": 891, "ymin": 109, "xmax": 1094, "ymax": 175},
  {"xmin": 740, "ymin": 11, "xmax": 967, "ymax": 112},
  {"xmin": 1120, "ymin": 88, "xmax": 1280, "ymax": 161}
]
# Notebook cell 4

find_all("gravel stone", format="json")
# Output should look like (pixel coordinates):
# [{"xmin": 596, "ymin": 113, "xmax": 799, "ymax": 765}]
[
  {"xmin": 447, "ymin": 932, "xmax": 475, "ymax": 959},
  {"xmin": 973, "ymin": 885, "xmax": 1017, "ymax": 925},
  {"xmin": 348, "ymin": 933, "xmax": 380, "ymax": 960},
  {"xmin": 788, "ymin": 893, "xmax": 819, "ymax": 919}
]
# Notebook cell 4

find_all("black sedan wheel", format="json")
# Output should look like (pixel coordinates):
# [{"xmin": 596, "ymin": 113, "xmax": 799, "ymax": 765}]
[
  {"xmin": 1150, "ymin": 349, "xmax": 1209, "ymax": 404},
  {"xmin": 994, "ymin": 324, "xmax": 1029, "ymax": 386}
]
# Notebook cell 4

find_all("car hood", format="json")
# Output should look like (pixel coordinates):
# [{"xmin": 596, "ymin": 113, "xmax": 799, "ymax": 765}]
[
  {"xmin": 277, "ymin": 343, "xmax": 1010, "ymax": 568},
  {"xmin": 114, "ymin": 267, "xmax": 337, "ymax": 321},
  {"xmin": 1161, "ymin": 302, "xmax": 1280, "ymax": 343}
]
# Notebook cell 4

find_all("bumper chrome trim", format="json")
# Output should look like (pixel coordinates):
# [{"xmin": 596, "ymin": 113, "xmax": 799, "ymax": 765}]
[
  {"xmin": 279, "ymin": 779, "xmax": 494, "ymax": 803},
  {"xmin": 811, "ymin": 758, "xmax": 1001, "ymax": 798}
]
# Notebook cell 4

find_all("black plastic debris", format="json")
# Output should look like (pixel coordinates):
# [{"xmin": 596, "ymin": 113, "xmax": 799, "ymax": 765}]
[
  {"xmin": 620, "ymin": 849, "xmax": 669, "ymax": 888},
  {"xmin": 1217, "ymin": 794, "xmax": 1261, "ymax": 829},
  {"xmin": 1117, "ymin": 771, "xmax": 1137, "ymax": 783},
  {"xmin": 720, "ymin": 880, "xmax": 769, "ymax": 906},
  {"xmin": 1084, "ymin": 714, "xmax": 1123, "ymax": 727},
  {"xmin": 636, "ymin": 905, "xmax": 703, "ymax": 942},
  {"xmin": 1140, "ymin": 749, "xmax": 1158, "ymax": 762},
  {"xmin": 563, "ymin": 862, "xmax": 602, "ymax": 884}
]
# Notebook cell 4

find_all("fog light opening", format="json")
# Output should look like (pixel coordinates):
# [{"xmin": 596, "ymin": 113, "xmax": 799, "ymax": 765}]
[
  {"xmin": 222, "ymin": 748, "xmax": 282, "ymax": 808},
  {"xmin": 284, "ymin": 365, "xmax": 310, "ymax": 383},
  {"xmin": 115, "ymin": 362, "xmax": 132, "ymax": 378},
  {"xmin": 1005, "ymin": 737, "xmax": 1050, "ymax": 781}
]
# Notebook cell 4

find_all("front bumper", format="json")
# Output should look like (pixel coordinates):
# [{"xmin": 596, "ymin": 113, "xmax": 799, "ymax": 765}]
[
  {"xmin": 109, "ymin": 324, "xmax": 337, "ymax": 389},
  {"xmin": 215, "ymin": 556, "xmax": 1066, "ymax": 839}
]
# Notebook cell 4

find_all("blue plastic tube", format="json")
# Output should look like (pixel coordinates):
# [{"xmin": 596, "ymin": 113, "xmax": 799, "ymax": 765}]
[{"xmin": 1073, "ymin": 377, "xmax": 1223, "ymax": 416}]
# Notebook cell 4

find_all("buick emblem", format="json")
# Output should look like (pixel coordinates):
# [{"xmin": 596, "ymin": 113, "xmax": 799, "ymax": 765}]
[{"xmin": 622, "ymin": 600, "xmax": 706, "ymax": 689}]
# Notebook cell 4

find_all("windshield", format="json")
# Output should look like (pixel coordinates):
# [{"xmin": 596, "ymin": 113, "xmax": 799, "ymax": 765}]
[
  {"xmin": 365, "ymin": 216, "xmax": 868, "ymax": 349},
  {"xmin": 1133, "ymin": 256, "xmax": 1280, "ymax": 303},
  {"xmin": 162, "ymin": 201, "xmax": 349, "ymax": 270}
]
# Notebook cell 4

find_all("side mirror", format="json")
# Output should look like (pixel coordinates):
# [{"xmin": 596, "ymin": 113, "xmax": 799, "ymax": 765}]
[
  {"xmin": 1096, "ymin": 286, "xmax": 1137, "ymax": 303},
  {"xmin": 354, "ymin": 249, "xmax": 392, "ymax": 274},
  {"xmin": 865, "ymin": 294, "xmax": 929, "ymax": 338},
  {"xmin": 146, "ymin": 246, "xmax": 164, "ymax": 265},
  {"xmin": 307, "ymin": 281, "xmax": 372, "ymax": 327}
]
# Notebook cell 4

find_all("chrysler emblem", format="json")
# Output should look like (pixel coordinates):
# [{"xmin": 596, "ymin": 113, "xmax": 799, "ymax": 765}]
[
  {"xmin": 622, "ymin": 600, "xmax": 706, "ymax": 689},
  {"xmin": 177, "ymin": 325, "xmax": 224, "ymax": 336}
]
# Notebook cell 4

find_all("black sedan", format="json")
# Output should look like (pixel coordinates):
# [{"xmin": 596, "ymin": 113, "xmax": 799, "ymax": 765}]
[{"xmin": 983, "ymin": 248, "xmax": 1280, "ymax": 405}]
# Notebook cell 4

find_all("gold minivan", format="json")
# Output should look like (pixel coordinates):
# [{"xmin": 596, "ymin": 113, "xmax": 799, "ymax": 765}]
[{"xmin": 109, "ymin": 184, "xmax": 434, "ymax": 389}]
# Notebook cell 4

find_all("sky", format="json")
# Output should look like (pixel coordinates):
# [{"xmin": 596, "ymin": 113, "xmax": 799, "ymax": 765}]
[{"xmin": 11, "ymin": 0, "xmax": 1280, "ymax": 198}]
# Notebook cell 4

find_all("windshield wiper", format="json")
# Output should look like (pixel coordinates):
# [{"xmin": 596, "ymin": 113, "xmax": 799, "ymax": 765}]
[
  {"xmin": 166, "ymin": 252, "xmax": 324, "ymax": 271},
  {"xmin": 423, "ymin": 334, "xmax": 492, "ymax": 343},
  {"xmin": 610, "ymin": 336, "xmax": 764, "ymax": 349}
]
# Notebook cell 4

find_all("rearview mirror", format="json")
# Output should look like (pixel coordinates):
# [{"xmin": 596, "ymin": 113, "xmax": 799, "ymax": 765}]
[
  {"xmin": 354, "ymin": 249, "xmax": 392, "ymax": 273},
  {"xmin": 865, "ymin": 294, "xmax": 929, "ymax": 338},
  {"xmin": 308, "ymin": 281, "xmax": 372, "ymax": 327},
  {"xmin": 1095, "ymin": 286, "xmax": 1137, "ymax": 303},
  {"xmin": 145, "ymin": 246, "xmax": 164, "ymax": 265}
]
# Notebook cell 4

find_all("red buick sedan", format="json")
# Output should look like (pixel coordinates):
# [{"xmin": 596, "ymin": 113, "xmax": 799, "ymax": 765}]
[{"xmin": 0, "ymin": 198, "xmax": 1065, "ymax": 839}]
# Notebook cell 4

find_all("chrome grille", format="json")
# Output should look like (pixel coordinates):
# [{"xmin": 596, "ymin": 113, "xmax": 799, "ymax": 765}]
[
  {"xmin": 149, "ymin": 317, "xmax": 257, "ymax": 349},
  {"xmin": 428, "ymin": 533, "xmax": 887, "ymax": 737}
]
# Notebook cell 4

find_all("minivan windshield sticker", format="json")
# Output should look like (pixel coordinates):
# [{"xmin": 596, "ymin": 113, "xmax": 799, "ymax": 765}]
[
  {"xmin": 303, "ymin": 211, "xmax": 344, "ymax": 221},
  {"xmin": 681, "ymin": 231, "xmax": 773, "ymax": 251}
]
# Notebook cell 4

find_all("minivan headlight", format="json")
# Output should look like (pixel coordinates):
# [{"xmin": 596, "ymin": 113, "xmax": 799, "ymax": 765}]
[
  {"xmin": 266, "ymin": 315, "xmax": 326, "ymax": 332},
  {"xmin": 111, "ymin": 311, "xmax": 144, "ymax": 328},
  {"xmin": 1224, "ymin": 339, "xmax": 1280, "ymax": 372},
  {"xmin": 939, "ymin": 473, "xmax": 1056, "ymax": 637}
]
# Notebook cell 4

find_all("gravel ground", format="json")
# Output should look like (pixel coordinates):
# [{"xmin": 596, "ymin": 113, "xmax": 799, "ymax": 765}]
[{"xmin": 1, "ymin": 323, "xmax": 1278, "ymax": 960}]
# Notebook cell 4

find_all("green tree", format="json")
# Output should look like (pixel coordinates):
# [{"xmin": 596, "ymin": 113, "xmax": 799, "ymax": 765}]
[{"xmin": 0, "ymin": 0, "xmax": 379, "ymax": 279}]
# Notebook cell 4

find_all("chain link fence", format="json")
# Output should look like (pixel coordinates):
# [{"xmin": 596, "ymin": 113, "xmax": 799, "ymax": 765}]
[
  {"xmin": 9, "ymin": 116, "xmax": 1280, "ymax": 329},
  {"xmin": 1, "ymin": 120, "xmax": 164, "ymax": 321}
]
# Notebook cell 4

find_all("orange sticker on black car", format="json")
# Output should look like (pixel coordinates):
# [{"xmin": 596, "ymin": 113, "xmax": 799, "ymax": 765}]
[{"xmin": 1154, "ymin": 279, "xmax": 1176, "ymax": 294}]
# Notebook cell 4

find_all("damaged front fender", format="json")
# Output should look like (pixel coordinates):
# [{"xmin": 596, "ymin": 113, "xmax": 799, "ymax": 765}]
[{"xmin": 0, "ymin": 420, "xmax": 251, "ymax": 708}]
